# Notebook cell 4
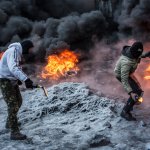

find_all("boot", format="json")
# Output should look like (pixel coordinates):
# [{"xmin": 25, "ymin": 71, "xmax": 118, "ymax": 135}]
[
  {"xmin": 124, "ymin": 98, "xmax": 135, "ymax": 112},
  {"xmin": 120, "ymin": 110, "xmax": 136, "ymax": 121},
  {"xmin": 6, "ymin": 122, "xmax": 21, "ymax": 129},
  {"xmin": 120, "ymin": 98, "xmax": 137, "ymax": 121},
  {"xmin": 128, "ymin": 112, "xmax": 136, "ymax": 121},
  {"xmin": 10, "ymin": 132, "xmax": 27, "ymax": 140}
]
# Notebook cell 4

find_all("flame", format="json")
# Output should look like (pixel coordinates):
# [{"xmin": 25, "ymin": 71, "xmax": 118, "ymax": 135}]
[
  {"xmin": 0, "ymin": 52, "xmax": 4, "ymax": 59},
  {"xmin": 143, "ymin": 42, "xmax": 150, "ymax": 80},
  {"xmin": 144, "ymin": 65, "xmax": 150, "ymax": 80},
  {"xmin": 138, "ymin": 97, "xmax": 143, "ymax": 103},
  {"xmin": 41, "ymin": 49, "xmax": 79, "ymax": 80},
  {"xmin": 135, "ymin": 97, "xmax": 143, "ymax": 105}
]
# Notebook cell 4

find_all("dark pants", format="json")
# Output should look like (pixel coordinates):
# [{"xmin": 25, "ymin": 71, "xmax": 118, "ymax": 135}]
[
  {"xmin": 0, "ymin": 79, "xmax": 22, "ymax": 133},
  {"xmin": 117, "ymin": 77, "xmax": 143, "ymax": 112}
]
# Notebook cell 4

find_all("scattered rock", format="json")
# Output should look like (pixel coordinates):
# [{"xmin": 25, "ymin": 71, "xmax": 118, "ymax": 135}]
[
  {"xmin": 109, "ymin": 104, "xmax": 118, "ymax": 114},
  {"xmin": 68, "ymin": 120, "xmax": 75, "ymax": 124},
  {"xmin": 89, "ymin": 133, "xmax": 111, "ymax": 148},
  {"xmin": 23, "ymin": 138, "xmax": 34, "ymax": 144},
  {"xmin": 77, "ymin": 143, "xmax": 89, "ymax": 150},
  {"xmin": 90, "ymin": 118, "xmax": 98, "ymax": 122},
  {"xmin": 61, "ymin": 130, "xmax": 68, "ymax": 134},
  {"xmin": 0, "ymin": 129, "xmax": 10, "ymax": 135},
  {"xmin": 103, "ymin": 122, "xmax": 112, "ymax": 128},
  {"xmin": 61, "ymin": 121, "xmax": 68, "ymax": 125},
  {"xmin": 139, "ymin": 121, "xmax": 147, "ymax": 127},
  {"xmin": 146, "ymin": 143, "xmax": 150, "ymax": 150},
  {"xmin": 115, "ymin": 143, "xmax": 127, "ymax": 150},
  {"xmin": 80, "ymin": 125, "xmax": 91, "ymax": 131}
]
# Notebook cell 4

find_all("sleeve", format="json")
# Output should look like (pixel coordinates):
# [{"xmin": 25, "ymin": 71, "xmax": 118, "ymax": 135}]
[
  {"xmin": 141, "ymin": 51, "xmax": 150, "ymax": 58},
  {"xmin": 7, "ymin": 48, "xmax": 28, "ymax": 81},
  {"xmin": 120, "ymin": 61, "xmax": 133, "ymax": 94}
]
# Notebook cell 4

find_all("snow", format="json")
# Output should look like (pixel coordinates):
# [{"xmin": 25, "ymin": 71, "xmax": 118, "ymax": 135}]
[{"xmin": 0, "ymin": 82, "xmax": 150, "ymax": 150}]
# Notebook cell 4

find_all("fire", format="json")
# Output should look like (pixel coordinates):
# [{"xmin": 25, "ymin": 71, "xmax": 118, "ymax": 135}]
[
  {"xmin": 138, "ymin": 97, "xmax": 143, "ymax": 103},
  {"xmin": 143, "ymin": 42, "xmax": 150, "ymax": 80},
  {"xmin": 144, "ymin": 65, "xmax": 150, "ymax": 80},
  {"xmin": 0, "ymin": 52, "xmax": 4, "ymax": 59},
  {"xmin": 41, "ymin": 49, "xmax": 79, "ymax": 80},
  {"xmin": 135, "ymin": 97, "xmax": 143, "ymax": 105}
]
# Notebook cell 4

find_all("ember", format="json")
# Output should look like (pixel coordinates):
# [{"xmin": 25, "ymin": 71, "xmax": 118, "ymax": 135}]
[{"xmin": 41, "ymin": 49, "xmax": 79, "ymax": 80}]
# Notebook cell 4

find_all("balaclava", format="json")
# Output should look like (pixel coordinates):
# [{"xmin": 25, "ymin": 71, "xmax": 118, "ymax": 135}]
[
  {"xmin": 21, "ymin": 40, "xmax": 34, "ymax": 55},
  {"xmin": 130, "ymin": 42, "xmax": 143, "ymax": 58}
]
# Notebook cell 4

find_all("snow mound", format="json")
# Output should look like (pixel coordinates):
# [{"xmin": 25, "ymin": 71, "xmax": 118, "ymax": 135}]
[{"xmin": 20, "ymin": 82, "xmax": 122, "ymax": 123}]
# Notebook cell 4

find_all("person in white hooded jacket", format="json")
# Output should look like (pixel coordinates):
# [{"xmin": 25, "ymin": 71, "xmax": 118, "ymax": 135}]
[{"xmin": 0, "ymin": 40, "xmax": 35, "ymax": 140}]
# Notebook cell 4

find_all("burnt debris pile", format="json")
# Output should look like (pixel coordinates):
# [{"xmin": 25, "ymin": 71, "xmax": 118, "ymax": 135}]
[{"xmin": 19, "ymin": 82, "xmax": 122, "ymax": 123}]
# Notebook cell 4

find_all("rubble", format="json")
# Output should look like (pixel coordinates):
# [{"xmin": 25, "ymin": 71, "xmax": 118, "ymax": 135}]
[
  {"xmin": 0, "ymin": 82, "xmax": 150, "ymax": 150},
  {"xmin": 89, "ymin": 133, "xmax": 111, "ymax": 147}
]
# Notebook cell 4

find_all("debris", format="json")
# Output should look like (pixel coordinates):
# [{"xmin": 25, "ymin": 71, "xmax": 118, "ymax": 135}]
[
  {"xmin": 0, "ymin": 82, "xmax": 149, "ymax": 149},
  {"xmin": 90, "ymin": 118, "xmax": 98, "ymax": 122},
  {"xmin": 115, "ymin": 143, "xmax": 127, "ymax": 150},
  {"xmin": 103, "ymin": 121, "xmax": 112, "ymax": 128},
  {"xmin": 23, "ymin": 137, "xmax": 34, "ymax": 144},
  {"xmin": 80, "ymin": 125, "xmax": 91, "ymax": 131},
  {"xmin": 139, "ymin": 121, "xmax": 147, "ymax": 127},
  {"xmin": 146, "ymin": 143, "xmax": 150, "ymax": 150},
  {"xmin": 89, "ymin": 133, "xmax": 111, "ymax": 147}
]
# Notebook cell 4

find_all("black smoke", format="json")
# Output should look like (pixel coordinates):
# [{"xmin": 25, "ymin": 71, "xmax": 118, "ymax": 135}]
[
  {"xmin": 0, "ymin": 0, "xmax": 107, "ymax": 56},
  {"xmin": 0, "ymin": 0, "xmax": 150, "ymax": 59},
  {"xmin": 115, "ymin": 0, "xmax": 150, "ymax": 41}
]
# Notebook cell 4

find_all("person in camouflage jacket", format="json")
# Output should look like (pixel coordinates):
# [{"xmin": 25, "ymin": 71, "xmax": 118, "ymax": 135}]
[
  {"xmin": 0, "ymin": 40, "xmax": 35, "ymax": 140},
  {"xmin": 114, "ymin": 42, "xmax": 150, "ymax": 121}
]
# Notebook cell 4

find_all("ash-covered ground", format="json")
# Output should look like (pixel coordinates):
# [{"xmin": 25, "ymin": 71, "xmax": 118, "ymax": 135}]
[
  {"xmin": 1, "ymin": 0, "xmax": 150, "ymax": 149},
  {"xmin": 1, "ymin": 82, "xmax": 150, "ymax": 150}
]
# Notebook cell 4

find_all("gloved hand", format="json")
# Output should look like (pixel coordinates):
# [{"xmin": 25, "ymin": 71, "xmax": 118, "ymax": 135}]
[
  {"xmin": 32, "ymin": 84, "xmax": 41, "ymax": 88},
  {"xmin": 17, "ymin": 80, "xmax": 22, "ymax": 85},
  {"xmin": 25, "ymin": 78, "xmax": 33, "ymax": 89},
  {"xmin": 141, "ymin": 51, "xmax": 150, "ymax": 58},
  {"xmin": 130, "ymin": 92, "xmax": 139, "ymax": 102}
]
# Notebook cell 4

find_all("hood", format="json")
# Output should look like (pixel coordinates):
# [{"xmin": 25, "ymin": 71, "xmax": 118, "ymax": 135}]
[
  {"xmin": 121, "ymin": 46, "xmax": 134, "ymax": 59},
  {"xmin": 130, "ymin": 42, "xmax": 143, "ymax": 58},
  {"xmin": 8, "ymin": 42, "xmax": 22, "ymax": 55}
]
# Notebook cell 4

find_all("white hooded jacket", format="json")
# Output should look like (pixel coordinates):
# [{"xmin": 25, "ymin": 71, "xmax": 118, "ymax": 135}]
[{"xmin": 0, "ymin": 42, "xmax": 28, "ymax": 81}]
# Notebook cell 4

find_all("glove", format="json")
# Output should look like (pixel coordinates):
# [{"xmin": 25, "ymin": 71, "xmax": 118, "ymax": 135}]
[
  {"xmin": 17, "ymin": 80, "xmax": 22, "ymax": 85},
  {"xmin": 141, "ymin": 51, "xmax": 150, "ymax": 58},
  {"xmin": 130, "ymin": 92, "xmax": 139, "ymax": 102},
  {"xmin": 32, "ymin": 84, "xmax": 41, "ymax": 88},
  {"xmin": 25, "ymin": 78, "xmax": 33, "ymax": 89}
]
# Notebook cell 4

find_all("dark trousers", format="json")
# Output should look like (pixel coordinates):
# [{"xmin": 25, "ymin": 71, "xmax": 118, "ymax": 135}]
[
  {"xmin": 117, "ymin": 77, "xmax": 143, "ymax": 112},
  {"xmin": 0, "ymin": 79, "xmax": 22, "ymax": 133}
]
